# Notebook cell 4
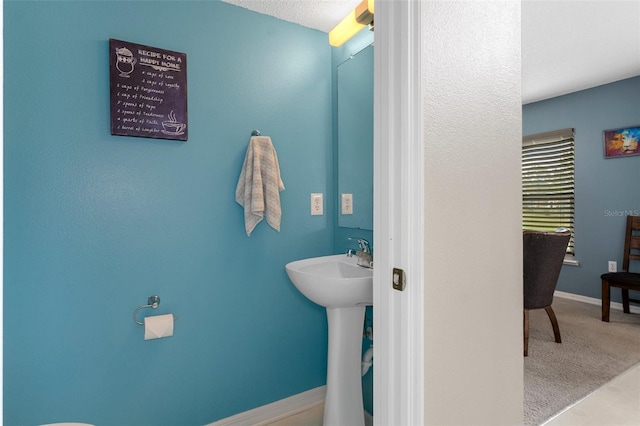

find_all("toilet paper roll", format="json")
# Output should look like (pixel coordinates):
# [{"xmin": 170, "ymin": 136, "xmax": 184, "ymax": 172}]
[{"xmin": 144, "ymin": 314, "xmax": 174, "ymax": 340}]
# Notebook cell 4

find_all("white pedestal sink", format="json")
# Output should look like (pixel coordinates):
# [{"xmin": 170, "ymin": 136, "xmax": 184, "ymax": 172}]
[{"xmin": 286, "ymin": 254, "xmax": 373, "ymax": 426}]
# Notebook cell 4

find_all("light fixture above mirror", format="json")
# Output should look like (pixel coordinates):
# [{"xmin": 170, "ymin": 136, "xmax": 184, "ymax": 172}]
[{"xmin": 329, "ymin": 0, "xmax": 374, "ymax": 47}]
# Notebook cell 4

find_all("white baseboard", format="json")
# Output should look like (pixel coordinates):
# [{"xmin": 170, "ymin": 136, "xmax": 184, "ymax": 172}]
[
  {"xmin": 206, "ymin": 386, "xmax": 376, "ymax": 426},
  {"xmin": 208, "ymin": 291, "xmax": 631, "ymax": 426},
  {"xmin": 365, "ymin": 410, "xmax": 373, "ymax": 426},
  {"xmin": 206, "ymin": 386, "xmax": 326, "ymax": 426},
  {"xmin": 555, "ymin": 290, "xmax": 640, "ymax": 314}
]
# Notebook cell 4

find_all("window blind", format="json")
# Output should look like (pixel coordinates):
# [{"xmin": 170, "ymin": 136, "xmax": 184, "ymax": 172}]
[{"xmin": 522, "ymin": 128, "xmax": 575, "ymax": 254}]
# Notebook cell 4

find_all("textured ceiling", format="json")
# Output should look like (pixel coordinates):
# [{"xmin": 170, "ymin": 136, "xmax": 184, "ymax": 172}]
[
  {"xmin": 221, "ymin": 0, "xmax": 358, "ymax": 33},
  {"xmin": 522, "ymin": 0, "xmax": 640, "ymax": 104},
  {"xmin": 221, "ymin": 0, "xmax": 640, "ymax": 104}
]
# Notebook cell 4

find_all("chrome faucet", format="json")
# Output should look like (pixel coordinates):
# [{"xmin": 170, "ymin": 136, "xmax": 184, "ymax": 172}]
[{"xmin": 346, "ymin": 237, "xmax": 373, "ymax": 268}]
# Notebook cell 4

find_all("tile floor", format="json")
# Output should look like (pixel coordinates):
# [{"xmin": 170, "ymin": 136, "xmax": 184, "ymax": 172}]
[
  {"xmin": 267, "ymin": 362, "xmax": 640, "ymax": 425},
  {"xmin": 265, "ymin": 404, "xmax": 323, "ymax": 426},
  {"xmin": 543, "ymin": 362, "xmax": 640, "ymax": 426}
]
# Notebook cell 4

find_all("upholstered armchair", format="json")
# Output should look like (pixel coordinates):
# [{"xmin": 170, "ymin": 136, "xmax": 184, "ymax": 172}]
[{"xmin": 523, "ymin": 230, "xmax": 571, "ymax": 356}]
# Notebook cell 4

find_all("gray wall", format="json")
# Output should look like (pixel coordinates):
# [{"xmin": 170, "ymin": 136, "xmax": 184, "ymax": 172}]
[{"xmin": 523, "ymin": 76, "xmax": 640, "ymax": 301}]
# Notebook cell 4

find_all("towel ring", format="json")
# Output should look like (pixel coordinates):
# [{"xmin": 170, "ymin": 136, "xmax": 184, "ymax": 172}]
[{"xmin": 251, "ymin": 130, "xmax": 261, "ymax": 136}]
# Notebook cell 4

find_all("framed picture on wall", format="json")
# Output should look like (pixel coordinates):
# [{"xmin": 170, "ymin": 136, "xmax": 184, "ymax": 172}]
[
  {"xmin": 603, "ymin": 125, "xmax": 640, "ymax": 158},
  {"xmin": 109, "ymin": 39, "xmax": 188, "ymax": 141}
]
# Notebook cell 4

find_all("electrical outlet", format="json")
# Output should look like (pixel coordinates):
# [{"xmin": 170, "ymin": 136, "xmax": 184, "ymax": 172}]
[
  {"xmin": 311, "ymin": 193, "xmax": 323, "ymax": 215},
  {"xmin": 341, "ymin": 193, "xmax": 353, "ymax": 215},
  {"xmin": 608, "ymin": 261, "xmax": 617, "ymax": 273}
]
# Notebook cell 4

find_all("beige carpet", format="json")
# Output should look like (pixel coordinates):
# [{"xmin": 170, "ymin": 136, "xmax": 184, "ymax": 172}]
[{"xmin": 524, "ymin": 296, "xmax": 640, "ymax": 425}]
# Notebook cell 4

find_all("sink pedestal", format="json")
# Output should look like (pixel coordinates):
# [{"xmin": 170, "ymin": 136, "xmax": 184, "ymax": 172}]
[
  {"xmin": 284, "ymin": 254, "xmax": 372, "ymax": 426},
  {"xmin": 324, "ymin": 305, "xmax": 366, "ymax": 426}
]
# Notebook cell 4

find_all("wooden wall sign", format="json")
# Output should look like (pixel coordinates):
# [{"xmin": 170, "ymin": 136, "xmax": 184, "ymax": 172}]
[{"xmin": 110, "ymin": 39, "xmax": 188, "ymax": 141}]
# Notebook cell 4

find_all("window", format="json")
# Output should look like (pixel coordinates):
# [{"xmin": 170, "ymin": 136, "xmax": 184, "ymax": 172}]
[{"xmin": 522, "ymin": 128, "xmax": 575, "ymax": 255}]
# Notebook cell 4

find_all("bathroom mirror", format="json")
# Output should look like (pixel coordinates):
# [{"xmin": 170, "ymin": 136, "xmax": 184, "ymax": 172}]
[{"xmin": 337, "ymin": 44, "xmax": 373, "ymax": 230}]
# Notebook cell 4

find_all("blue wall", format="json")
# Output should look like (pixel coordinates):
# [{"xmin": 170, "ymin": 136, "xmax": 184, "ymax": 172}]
[
  {"xmin": 523, "ymin": 76, "xmax": 640, "ymax": 301},
  {"xmin": 4, "ymin": 1, "xmax": 334, "ymax": 424}
]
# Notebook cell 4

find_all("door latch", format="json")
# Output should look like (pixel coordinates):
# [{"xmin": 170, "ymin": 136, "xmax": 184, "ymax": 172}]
[{"xmin": 392, "ymin": 268, "xmax": 406, "ymax": 291}]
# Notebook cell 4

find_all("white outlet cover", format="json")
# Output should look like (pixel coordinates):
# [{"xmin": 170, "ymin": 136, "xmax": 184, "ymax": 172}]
[
  {"xmin": 311, "ymin": 193, "xmax": 323, "ymax": 215},
  {"xmin": 341, "ymin": 193, "xmax": 353, "ymax": 215}
]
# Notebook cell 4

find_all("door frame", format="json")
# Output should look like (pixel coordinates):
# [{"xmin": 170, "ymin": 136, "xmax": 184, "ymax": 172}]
[{"xmin": 373, "ymin": 1, "xmax": 424, "ymax": 424}]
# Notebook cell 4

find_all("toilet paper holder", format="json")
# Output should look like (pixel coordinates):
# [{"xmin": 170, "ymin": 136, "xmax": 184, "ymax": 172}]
[{"xmin": 133, "ymin": 295, "xmax": 164, "ymax": 325}]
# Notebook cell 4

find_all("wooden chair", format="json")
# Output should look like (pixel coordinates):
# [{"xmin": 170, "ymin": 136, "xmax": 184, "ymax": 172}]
[
  {"xmin": 601, "ymin": 215, "xmax": 640, "ymax": 322},
  {"xmin": 523, "ymin": 230, "xmax": 571, "ymax": 356}
]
